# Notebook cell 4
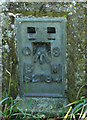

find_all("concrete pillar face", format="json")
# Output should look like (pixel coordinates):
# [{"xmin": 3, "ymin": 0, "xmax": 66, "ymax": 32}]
[{"xmin": 15, "ymin": 17, "xmax": 67, "ymax": 98}]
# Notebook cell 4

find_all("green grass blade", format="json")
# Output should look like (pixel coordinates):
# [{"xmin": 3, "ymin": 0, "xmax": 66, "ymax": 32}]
[
  {"xmin": 26, "ymin": 98, "xmax": 33, "ymax": 110},
  {"xmin": 34, "ymin": 113, "xmax": 45, "ymax": 119},
  {"xmin": 0, "ymin": 97, "xmax": 10, "ymax": 104},
  {"xmin": 17, "ymin": 107, "xmax": 25, "ymax": 115},
  {"xmin": 9, "ymin": 97, "xmax": 14, "ymax": 118},
  {"xmin": 65, "ymin": 98, "xmax": 87, "ymax": 107},
  {"xmin": 11, "ymin": 99, "xmax": 22, "ymax": 113},
  {"xmin": 79, "ymin": 103, "xmax": 87, "ymax": 119},
  {"xmin": 0, "ymin": 88, "xmax": 6, "ymax": 101},
  {"xmin": 71, "ymin": 102, "xmax": 84, "ymax": 114},
  {"xmin": 62, "ymin": 105, "xmax": 65, "ymax": 117},
  {"xmin": 74, "ymin": 105, "xmax": 84, "ymax": 114},
  {"xmin": 11, "ymin": 112, "xmax": 31, "ymax": 117},
  {"xmin": 25, "ymin": 82, "xmax": 28, "ymax": 94},
  {"xmin": 70, "ymin": 102, "xmax": 84, "ymax": 119},
  {"xmin": 0, "ymin": 110, "xmax": 5, "ymax": 118}
]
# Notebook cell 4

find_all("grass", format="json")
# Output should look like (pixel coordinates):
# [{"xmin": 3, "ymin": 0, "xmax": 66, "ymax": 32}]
[
  {"xmin": 0, "ymin": 69, "xmax": 44, "ymax": 120},
  {"xmin": 0, "ymin": 96, "xmax": 45, "ymax": 119},
  {"xmin": 0, "ymin": 95, "xmax": 87, "ymax": 119},
  {"xmin": 1, "ymin": 69, "xmax": 87, "ymax": 119},
  {"xmin": 63, "ymin": 97, "xmax": 87, "ymax": 120}
]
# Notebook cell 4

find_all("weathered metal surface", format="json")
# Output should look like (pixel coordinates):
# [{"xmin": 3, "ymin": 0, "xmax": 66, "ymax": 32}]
[{"xmin": 15, "ymin": 17, "xmax": 67, "ymax": 97}]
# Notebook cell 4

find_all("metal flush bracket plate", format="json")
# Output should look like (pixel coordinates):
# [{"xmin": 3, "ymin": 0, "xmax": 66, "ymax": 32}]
[{"xmin": 15, "ymin": 17, "xmax": 67, "ymax": 98}]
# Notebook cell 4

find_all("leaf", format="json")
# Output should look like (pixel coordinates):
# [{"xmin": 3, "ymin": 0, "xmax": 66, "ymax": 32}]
[
  {"xmin": 0, "ymin": 88, "xmax": 6, "ymax": 101},
  {"xmin": 26, "ymin": 98, "xmax": 33, "ymax": 110},
  {"xmin": 0, "ymin": 110, "xmax": 5, "ymax": 117},
  {"xmin": 79, "ymin": 103, "xmax": 87, "ymax": 119},
  {"xmin": 25, "ymin": 82, "xmax": 28, "ymax": 94},
  {"xmin": 0, "ymin": 97, "xmax": 10, "ymax": 105},
  {"xmin": 12, "ymin": 99, "xmax": 22, "ymax": 114},
  {"xmin": 82, "ymin": 110, "xmax": 87, "ymax": 119},
  {"xmin": 17, "ymin": 107, "xmax": 25, "ymax": 115},
  {"xmin": 36, "ymin": 113, "xmax": 45, "ymax": 118},
  {"xmin": 64, "ymin": 106, "xmax": 72, "ymax": 120},
  {"xmin": 65, "ymin": 98, "xmax": 87, "ymax": 107},
  {"xmin": 62, "ymin": 105, "xmax": 65, "ymax": 117},
  {"xmin": 70, "ymin": 102, "xmax": 84, "ymax": 119},
  {"xmin": 71, "ymin": 102, "xmax": 84, "ymax": 114},
  {"xmin": 74, "ymin": 105, "xmax": 84, "ymax": 114},
  {"xmin": 11, "ymin": 112, "xmax": 31, "ymax": 118},
  {"xmin": 85, "ymin": 117, "xmax": 87, "ymax": 120}
]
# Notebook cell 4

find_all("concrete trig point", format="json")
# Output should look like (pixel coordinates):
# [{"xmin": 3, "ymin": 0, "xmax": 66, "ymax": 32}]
[{"xmin": 15, "ymin": 17, "xmax": 67, "ymax": 115}]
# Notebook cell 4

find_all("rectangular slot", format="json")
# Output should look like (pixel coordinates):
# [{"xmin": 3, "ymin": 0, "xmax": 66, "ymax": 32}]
[
  {"xmin": 27, "ymin": 27, "xmax": 36, "ymax": 33},
  {"xmin": 47, "ymin": 27, "xmax": 56, "ymax": 33},
  {"xmin": 28, "ymin": 38, "xmax": 36, "ymax": 40},
  {"xmin": 48, "ymin": 38, "xmax": 55, "ymax": 40}
]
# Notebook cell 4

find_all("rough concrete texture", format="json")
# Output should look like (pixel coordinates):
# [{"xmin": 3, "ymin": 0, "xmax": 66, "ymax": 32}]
[
  {"xmin": 1, "ymin": 2, "xmax": 87, "ymax": 115},
  {"xmin": 19, "ymin": 97, "xmax": 68, "ymax": 116}
]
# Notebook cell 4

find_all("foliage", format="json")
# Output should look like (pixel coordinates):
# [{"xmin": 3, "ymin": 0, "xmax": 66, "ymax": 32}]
[
  {"xmin": 63, "ymin": 97, "xmax": 87, "ymax": 120},
  {"xmin": 0, "ymin": 70, "xmax": 44, "ymax": 120},
  {"xmin": 0, "ymin": 96, "xmax": 44, "ymax": 119},
  {"xmin": 0, "ymin": 92, "xmax": 43, "ymax": 120},
  {"xmin": 0, "ymin": 82, "xmax": 87, "ymax": 119}
]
